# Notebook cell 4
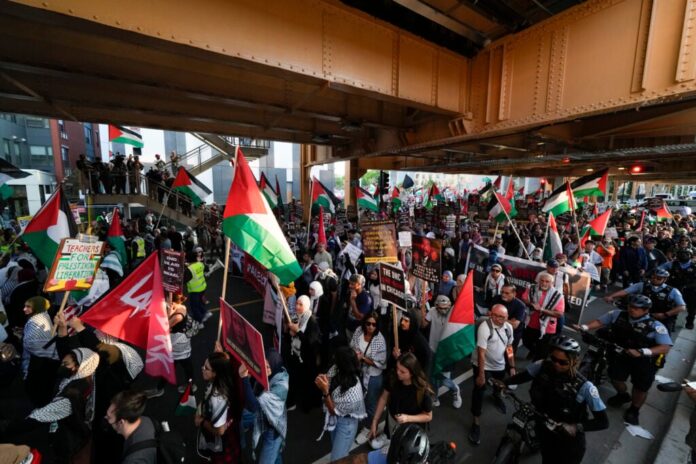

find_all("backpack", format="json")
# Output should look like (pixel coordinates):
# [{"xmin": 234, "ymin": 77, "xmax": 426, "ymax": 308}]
[
  {"xmin": 123, "ymin": 419, "xmax": 186, "ymax": 464},
  {"xmin": 475, "ymin": 316, "xmax": 513, "ymax": 344}
]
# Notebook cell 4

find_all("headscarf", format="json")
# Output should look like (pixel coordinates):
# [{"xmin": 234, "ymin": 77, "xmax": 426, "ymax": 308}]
[
  {"xmin": 25, "ymin": 296, "xmax": 49, "ymax": 314},
  {"xmin": 439, "ymin": 271, "xmax": 455, "ymax": 296},
  {"xmin": 266, "ymin": 349, "xmax": 284, "ymax": 378}
]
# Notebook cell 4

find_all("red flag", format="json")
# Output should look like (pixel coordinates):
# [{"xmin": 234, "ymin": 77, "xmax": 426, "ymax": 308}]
[
  {"xmin": 636, "ymin": 210, "xmax": 646, "ymax": 231},
  {"xmin": 579, "ymin": 227, "xmax": 592, "ymax": 249},
  {"xmin": 566, "ymin": 181, "xmax": 576, "ymax": 212},
  {"xmin": 460, "ymin": 197, "xmax": 469, "ymax": 215},
  {"xmin": 504, "ymin": 178, "xmax": 515, "ymax": 201},
  {"xmin": 451, "ymin": 271, "xmax": 475, "ymax": 325},
  {"xmin": 493, "ymin": 176, "xmax": 502, "ymax": 190},
  {"xmin": 517, "ymin": 186, "xmax": 524, "ymax": 197},
  {"xmin": 654, "ymin": 204, "xmax": 672, "ymax": 221},
  {"xmin": 585, "ymin": 208, "xmax": 612, "ymax": 237},
  {"xmin": 80, "ymin": 252, "xmax": 175, "ymax": 383},
  {"xmin": 592, "ymin": 203, "xmax": 599, "ymax": 218},
  {"xmin": 317, "ymin": 205, "xmax": 327, "ymax": 246}
]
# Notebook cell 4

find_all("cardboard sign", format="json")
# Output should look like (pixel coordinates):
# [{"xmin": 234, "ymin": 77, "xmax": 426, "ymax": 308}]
[
  {"xmin": 220, "ymin": 299, "xmax": 268, "ymax": 390},
  {"xmin": 17, "ymin": 215, "xmax": 32, "ymax": 231},
  {"xmin": 379, "ymin": 262, "xmax": 407, "ymax": 310},
  {"xmin": 45, "ymin": 238, "xmax": 104, "ymax": 292},
  {"xmin": 411, "ymin": 235, "xmax": 442, "ymax": 283},
  {"xmin": 398, "ymin": 231, "xmax": 412, "ymax": 248},
  {"xmin": 340, "ymin": 242, "xmax": 363, "ymax": 265},
  {"xmin": 361, "ymin": 220, "xmax": 398, "ymax": 264},
  {"xmin": 243, "ymin": 252, "xmax": 268, "ymax": 296},
  {"xmin": 160, "ymin": 249, "xmax": 185, "ymax": 293}
]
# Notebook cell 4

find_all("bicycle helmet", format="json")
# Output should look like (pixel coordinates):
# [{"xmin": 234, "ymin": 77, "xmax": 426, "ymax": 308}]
[
  {"xmin": 677, "ymin": 249, "xmax": 693, "ymax": 261},
  {"xmin": 628, "ymin": 294, "xmax": 652, "ymax": 310},
  {"xmin": 387, "ymin": 424, "xmax": 430, "ymax": 464},
  {"xmin": 548, "ymin": 335, "xmax": 581, "ymax": 356},
  {"xmin": 653, "ymin": 268, "xmax": 670, "ymax": 279}
]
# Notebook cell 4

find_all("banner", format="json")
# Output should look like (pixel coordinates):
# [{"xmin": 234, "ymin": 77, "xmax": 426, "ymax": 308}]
[
  {"xmin": 467, "ymin": 244, "xmax": 590, "ymax": 326},
  {"xmin": 243, "ymin": 252, "xmax": 268, "ymax": 296},
  {"xmin": 411, "ymin": 235, "xmax": 442, "ymax": 283},
  {"xmin": 17, "ymin": 215, "xmax": 32, "ymax": 231},
  {"xmin": 379, "ymin": 262, "xmax": 407, "ymax": 310},
  {"xmin": 361, "ymin": 220, "xmax": 398, "ymax": 264},
  {"xmin": 398, "ymin": 231, "xmax": 412, "ymax": 248},
  {"xmin": 44, "ymin": 238, "xmax": 104, "ymax": 292},
  {"xmin": 220, "ymin": 299, "xmax": 268, "ymax": 390},
  {"xmin": 160, "ymin": 249, "xmax": 185, "ymax": 293}
]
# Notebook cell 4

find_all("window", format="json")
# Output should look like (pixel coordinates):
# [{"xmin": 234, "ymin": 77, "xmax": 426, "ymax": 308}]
[
  {"xmin": 2, "ymin": 139, "xmax": 9, "ymax": 159},
  {"xmin": 25, "ymin": 117, "xmax": 48, "ymax": 128},
  {"xmin": 13, "ymin": 142, "xmax": 20, "ymax": 157},
  {"xmin": 58, "ymin": 119, "xmax": 65, "ymax": 133},
  {"xmin": 84, "ymin": 126, "xmax": 91, "ymax": 145},
  {"xmin": 61, "ymin": 146, "xmax": 69, "ymax": 161},
  {"xmin": 30, "ymin": 145, "xmax": 49, "ymax": 156}
]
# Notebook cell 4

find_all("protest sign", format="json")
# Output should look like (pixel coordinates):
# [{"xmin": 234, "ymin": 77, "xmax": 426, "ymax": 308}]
[
  {"xmin": 340, "ymin": 242, "xmax": 363, "ymax": 265},
  {"xmin": 17, "ymin": 216, "xmax": 32, "ymax": 231},
  {"xmin": 160, "ymin": 249, "xmax": 185, "ymax": 293},
  {"xmin": 379, "ymin": 262, "xmax": 407, "ymax": 310},
  {"xmin": 220, "ymin": 299, "xmax": 268, "ymax": 390},
  {"xmin": 411, "ymin": 235, "xmax": 442, "ymax": 283},
  {"xmin": 44, "ymin": 238, "xmax": 104, "ymax": 292},
  {"xmin": 361, "ymin": 220, "xmax": 398, "ymax": 264},
  {"xmin": 467, "ymin": 244, "xmax": 590, "ymax": 326},
  {"xmin": 243, "ymin": 252, "xmax": 268, "ymax": 296},
  {"xmin": 398, "ymin": 231, "xmax": 412, "ymax": 248}
]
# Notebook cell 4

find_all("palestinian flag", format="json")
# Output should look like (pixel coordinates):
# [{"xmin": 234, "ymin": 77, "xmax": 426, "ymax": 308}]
[
  {"xmin": 108, "ymin": 125, "xmax": 144, "ymax": 148},
  {"xmin": 107, "ymin": 207, "xmax": 128, "ymax": 266},
  {"xmin": 430, "ymin": 184, "xmax": 444, "ymax": 202},
  {"xmin": 488, "ymin": 192, "xmax": 513, "ymax": 223},
  {"xmin": 581, "ymin": 208, "xmax": 612, "ymax": 237},
  {"xmin": 172, "ymin": 167, "xmax": 212, "ymax": 206},
  {"xmin": 317, "ymin": 206, "xmax": 327, "ymax": 246},
  {"xmin": 356, "ymin": 186, "xmax": 379, "ymax": 212},
  {"xmin": 543, "ymin": 213, "xmax": 563, "ymax": 262},
  {"xmin": 654, "ymin": 204, "xmax": 672, "ymax": 221},
  {"xmin": 275, "ymin": 176, "xmax": 285, "ymax": 215},
  {"xmin": 175, "ymin": 380, "xmax": 197, "ymax": 416},
  {"xmin": 22, "ymin": 185, "xmax": 79, "ymax": 268},
  {"xmin": 311, "ymin": 177, "xmax": 337, "ymax": 215},
  {"xmin": 0, "ymin": 158, "xmax": 30, "ymax": 185},
  {"xmin": 259, "ymin": 173, "xmax": 278, "ymax": 209},
  {"xmin": 493, "ymin": 175, "xmax": 502, "ymax": 190},
  {"xmin": 635, "ymin": 210, "xmax": 646, "ymax": 231},
  {"xmin": 478, "ymin": 182, "xmax": 494, "ymax": 203},
  {"xmin": 222, "ymin": 148, "xmax": 301, "ymax": 285},
  {"xmin": 432, "ymin": 272, "xmax": 476, "ymax": 376},
  {"xmin": 542, "ymin": 181, "xmax": 576, "ymax": 217},
  {"xmin": 504, "ymin": 178, "xmax": 518, "ymax": 219},
  {"xmin": 391, "ymin": 187, "xmax": 402, "ymax": 212},
  {"xmin": 571, "ymin": 168, "xmax": 608, "ymax": 199}
]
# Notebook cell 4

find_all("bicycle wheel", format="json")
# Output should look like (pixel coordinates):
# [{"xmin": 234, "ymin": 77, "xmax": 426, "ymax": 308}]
[{"xmin": 492, "ymin": 439, "xmax": 519, "ymax": 464}]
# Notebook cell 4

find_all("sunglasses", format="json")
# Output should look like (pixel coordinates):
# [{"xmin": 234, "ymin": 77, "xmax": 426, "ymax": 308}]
[
  {"xmin": 549, "ymin": 355, "xmax": 570, "ymax": 366},
  {"xmin": 491, "ymin": 269, "xmax": 501, "ymax": 273},
  {"xmin": 365, "ymin": 321, "xmax": 377, "ymax": 327}
]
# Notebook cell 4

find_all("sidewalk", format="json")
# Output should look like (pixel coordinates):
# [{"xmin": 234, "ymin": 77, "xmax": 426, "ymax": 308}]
[{"xmin": 605, "ymin": 323, "xmax": 696, "ymax": 464}]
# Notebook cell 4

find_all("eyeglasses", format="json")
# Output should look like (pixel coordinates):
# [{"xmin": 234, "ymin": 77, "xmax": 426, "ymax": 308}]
[
  {"xmin": 549, "ymin": 355, "xmax": 570, "ymax": 366},
  {"xmin": 490, "ymin": 313, "xmax": 506, "ymax": 319},
  {"xmin": 491, "ymin": 269, "xmax": 501, "ymax": 273},
  {"xmin": 365, "ymin": 321, "xmax": 377, "ymax": 327}
]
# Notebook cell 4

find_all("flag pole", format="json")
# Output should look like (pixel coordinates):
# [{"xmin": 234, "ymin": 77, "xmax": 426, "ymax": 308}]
[
  {"xmin": 50, "ymin": 291, "xmax": 71, "ymax": 336},
  {"xmin": 392, "ymin": 303, "xmax": 399, "ymax": 351},
  {"xmin": 500, "ymin": 206, "xmax": 531, "ymax": 260},
  {"xmin": 540, "ymin": 215, "xmax": 550, "ymax": 259},
  {"xmin": 306, "ymin": 178, "xmax": 314, "ymax": 251},
  {"xmin": 217, "ymin": 146, "xmax": 239, "ymax": 341},
  {"xmin": 565, "ymin": 179, "xmax": 583, "ymax": 246}
]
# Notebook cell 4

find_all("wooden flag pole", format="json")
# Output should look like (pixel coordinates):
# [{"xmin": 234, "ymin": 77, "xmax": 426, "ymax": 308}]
[
  {"xmin": 392, "ymin": 304, "xmax": 399, "ymax": 351},
  {"xmin": 217, "ymin": 146, "xmax": 239, "ymax": 341},
  {"xmin": 272, "ymin": 278, "xmax": 293, "ymax": 324},
  {"xmin": 501, "ymin": 206, "xmax": 531, "ymax": 260},
  {"xmin": 51, "ymin": 291, "xmax": 71, "ymax": 336},
  {"xmin": 306, "ymin": 178, "xmax": 314, "ymax": 251},
  {"xmin": 540, "ymin": 216, "xmax": 550, "ymax": 259}
]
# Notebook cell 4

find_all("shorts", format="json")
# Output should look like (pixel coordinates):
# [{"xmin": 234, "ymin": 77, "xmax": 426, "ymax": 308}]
[{"xmin": 607, "ymin": 354, "xmax": 658, "ymax": 391}]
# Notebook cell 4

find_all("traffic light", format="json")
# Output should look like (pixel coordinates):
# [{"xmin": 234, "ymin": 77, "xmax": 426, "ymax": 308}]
[{"xmin": 379, "ymin": 171, "xmax": 390, "ymax": 194}]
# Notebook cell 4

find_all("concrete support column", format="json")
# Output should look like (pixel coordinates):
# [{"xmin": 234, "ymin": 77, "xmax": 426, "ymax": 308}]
[
  {"xmin": 343, "ymin": 159, "xmax": 365, "ymax": 207},
  {"xmin": 300, "ymin": 144, "xmax": 314, "ymax": 222}
]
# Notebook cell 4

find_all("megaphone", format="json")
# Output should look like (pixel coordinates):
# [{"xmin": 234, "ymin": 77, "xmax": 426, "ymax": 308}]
[{"xmin": 205, "ymin": 259, "xmax": 224, "ymax": 277}]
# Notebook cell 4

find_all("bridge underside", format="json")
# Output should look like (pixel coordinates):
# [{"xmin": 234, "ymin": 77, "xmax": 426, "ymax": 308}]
[{"xmin": 1, "ymin": 0, "xmax": 696, "ymax": 182}]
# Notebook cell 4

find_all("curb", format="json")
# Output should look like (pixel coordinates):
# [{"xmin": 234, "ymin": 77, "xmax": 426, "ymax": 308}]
[{"xmin": 605, "ymin": 324, "xmax": 696, "ymax": 464}]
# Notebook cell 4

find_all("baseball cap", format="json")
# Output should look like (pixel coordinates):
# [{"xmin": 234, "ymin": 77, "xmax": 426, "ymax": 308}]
[{"xmin": 546, "ymin": 259, "xmax": 559, "ymax": 268}]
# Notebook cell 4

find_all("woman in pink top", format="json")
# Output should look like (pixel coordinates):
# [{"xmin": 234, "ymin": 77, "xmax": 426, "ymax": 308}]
[{"xmin": 521, "ymin": 272, "xmax": 565, "ymax": 360}]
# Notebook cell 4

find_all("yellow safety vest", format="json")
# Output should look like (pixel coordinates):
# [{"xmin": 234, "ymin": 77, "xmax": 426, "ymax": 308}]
[
  {"xmin": 134, "ymin": 237, "xmax": 146, "ymax": 258},
  {"xmin": 187, "ymin": 261, "xmax": 207, "ymax": 293}
]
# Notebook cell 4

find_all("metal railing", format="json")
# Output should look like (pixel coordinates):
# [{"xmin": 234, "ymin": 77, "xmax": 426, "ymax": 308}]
[{"xmin": 165, "ymin": 135, "xmax": 271, "ymax": 175}]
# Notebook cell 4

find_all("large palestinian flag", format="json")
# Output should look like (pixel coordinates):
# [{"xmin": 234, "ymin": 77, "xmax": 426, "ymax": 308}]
[
  {"xmin": 107, "ymin": 207, "xmax": 128, "ymax": 266},
  {"xmin": 222, "ymin": 148, "xmax": 301, "ymax": 285},
  {"xmin": 108, "ymin": 125, "xmax": 144, "ymax": 148},
  {"xmin": 571, "ymin": 168, "xmax": 608, "ymax": 199},
  {"xmin": 22, "ymin": 185, "xmax": 79, "ymax": 268},
  {"xmin": 488, "ymin": 192, "xmax": 513, "ymax": 223},
  {"xmin": 504, "ymin": 178, "xmax": 518, "ymax": 219},
  {"xmin": 432, "ymin": 272, "xmax": 476, "ymax": 375},
  {"xmin": 172, "ymin": 167, "xmax": 212, "ymax": 206},
  {"xmin": 311, "ymin": 177, "xmax": 337, "ymax": 214},
  {"xmin": 356, "ymin": 186, "xmax": 379, "ymax": 212},
  {"xmin": 542, "ymin": 181, "xmax": 576, "ymax": 217},
  {"xmin": 581, "ymin": 208, "xmax": 612, "ymax": 237},
  {"xmin": 543, "ymin": 212, "xmax": 563, "ymax": 262}
]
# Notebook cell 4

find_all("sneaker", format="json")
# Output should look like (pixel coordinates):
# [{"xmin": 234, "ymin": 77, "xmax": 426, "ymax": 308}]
[
  {"xmin": 452, "ymin": 389, "xmax": 462, "ymax": 409},
  {"xmin": 432, "ymin": 396, "xmax": 441, "ymax": 407},
  {"xmin": 687, "ymin": 321, "xmax": 694, "ymax": 330},
  {"xmin": 355, "ymin": 427, "xmax": 371, "ymax": 445},
  {"xmin": 370, "ymin": 434, "xmax": 389, "ymax": 450},
  {"xmin": 287, "ymin": 404, "xmax": 297, "ymax": 412},
  {"xmin": 468, "ymin": 424, "xmax": 481, "ymax": 446},
  {"xmin": 607, "ymin": 392, "xmax": 631, "ymax": 407},
  {"xmin": 144, "ymin": 388, "xmax": 164, "ymax": 399},
  {"xmin": 202, "ymin": 311, "xmax": 213, "ymax": 322},
  {"xmin": 177, "ymin": 384, "xmax": 198, "ymax": 394},
  {"xmin": 624, "ymin": 407, "xmax": 640, "ymax": 425},
  {"xmin": 494, "ymin": 396, "xmax": 507, "ymax": 415}
]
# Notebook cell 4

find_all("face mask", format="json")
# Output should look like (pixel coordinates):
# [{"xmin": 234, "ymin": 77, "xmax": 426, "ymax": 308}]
[{"xmin": 57, "ymin": 366, "xmax": 74, "ymax": 379}]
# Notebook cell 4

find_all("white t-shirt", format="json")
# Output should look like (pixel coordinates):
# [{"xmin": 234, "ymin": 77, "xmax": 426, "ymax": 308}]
[{"xmin": 472, "ymin": 320, "xmax": 513, "ymax": 371}]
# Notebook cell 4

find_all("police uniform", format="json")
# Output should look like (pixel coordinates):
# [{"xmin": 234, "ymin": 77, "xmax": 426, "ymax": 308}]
[
  {"xmin": 598, "ymin": 310, "xmax": 673, "ymax": 391},
  {"xmin": 669, "ymin": 260, "xmax": 696, "ymax": 326},
  {"xmin": 186, "ymin": 261, "xmax": 208, "ymax": 322},
  {"xmin": 623, "ymin": 282, "xmax": 685, "ymax": 332},
  {"xmin": 527, "ymin": 360, "xmax": 606, "ymax": 464}
]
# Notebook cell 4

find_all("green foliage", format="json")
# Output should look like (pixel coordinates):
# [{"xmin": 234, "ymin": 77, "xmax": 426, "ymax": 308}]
[{"xmin": 360, "ymin": 170, "xmax": 380, "ymax": 188}]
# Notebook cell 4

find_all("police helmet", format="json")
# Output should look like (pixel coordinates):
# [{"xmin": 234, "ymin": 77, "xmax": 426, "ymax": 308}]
[
  {"xmin": 653, "ymin": 269, "xmax": 670, "ymax": 279},
  {"xmin": 548, "ymin": 335, "xmax": 581, "ymax": 357},
  {"xmin": 628, "ymin": 294, "xmax": 652, "ymax": 310},
  {"xmin": 677, "ymin": 249, "xmax": 693, "ymax": 260},
  {"xmin": 387, "ymin": 424, "xmax": 430, "ymax": 464}
]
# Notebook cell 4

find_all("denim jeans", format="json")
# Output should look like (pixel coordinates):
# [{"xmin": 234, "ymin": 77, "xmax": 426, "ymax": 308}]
[
  {"xmin": 188, "ymin": 291, "xmax": 207, "ymax": 322},
  {"xmin": 258, "ymin": 428, "xmax": 283, "ymax": 464},
  {"xmin": 365, "ymin": 374, "xmax": 384, "ymax": 422},
  {"xmin": 431, "ymin": 371, "xmax": 458, "ymax": 393},
  {"xmin": 330, "ymin": 416, "xmax": 359, "ymax": 461}
]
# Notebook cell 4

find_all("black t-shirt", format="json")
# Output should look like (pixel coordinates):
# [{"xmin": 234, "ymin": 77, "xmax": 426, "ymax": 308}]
[
  {"xmin": 491, "ymin": 295, "xmax": 527, "ymax": 337},
  {"xmin": 385, "ymin": 380, "xmax": 433, "ymax": 417}
]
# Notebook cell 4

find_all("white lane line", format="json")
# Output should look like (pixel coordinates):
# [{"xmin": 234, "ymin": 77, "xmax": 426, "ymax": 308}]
[{"xmin": 311, "ymin": 369, "xmax": 474, "ymax": 464}]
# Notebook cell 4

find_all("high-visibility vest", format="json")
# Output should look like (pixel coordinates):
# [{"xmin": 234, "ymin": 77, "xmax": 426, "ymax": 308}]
[
  {"xmin": 187, "ymin": 261, "xmax": 207, "ymax": 293},
  {"xmin": 134, "ymin": 237, "xmax": 146, "ymax": 258}
]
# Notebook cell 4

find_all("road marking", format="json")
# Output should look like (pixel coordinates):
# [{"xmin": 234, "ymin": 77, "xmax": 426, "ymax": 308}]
[{"xmin": 311, "ymin": 369, "xmax": 474, "ymax": 464}]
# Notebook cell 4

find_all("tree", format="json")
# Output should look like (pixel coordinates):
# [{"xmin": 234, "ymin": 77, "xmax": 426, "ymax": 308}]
[{"xmin": 359, "ymin": 170, "xmax": 380, "ymax": 188}]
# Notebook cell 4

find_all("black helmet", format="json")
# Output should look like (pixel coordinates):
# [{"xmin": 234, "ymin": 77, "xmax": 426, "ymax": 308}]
[
  {"xmin": 628, "ymin": 294, "xmax": 652, "ymax": 310},
  {"xmin": 387, "ymin": 424, "xmax": 429, "ymax": 464},
  {"xmin": 548, "ymin": 335, "xmax": 581, "ymax": 356},
  {"xmin": 653, "ymin": 269, "xmax": 670, "ymax": 279},
  {"xmin": 677, "ymin": 249, "xmax": 693, "ymax": 261}
]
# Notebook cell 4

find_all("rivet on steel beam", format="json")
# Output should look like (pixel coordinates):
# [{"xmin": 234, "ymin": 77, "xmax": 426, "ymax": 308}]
[
  {"xmin": 189, "ymin": 40, "xmax": 193, "ymax": 44},
  {"xmin": 137, "ymin": 27, "xmax": 142, "ymax": 31},
  {"xmin": 42, "ymin": 2, "xmax": 48, "ymax": 6},
  {"xmin": 222, "ymin": 48, "xmax": 226, "ymax": 52},
  {"xmin": 93, "ymin": 15, "xmax": 98, "ymax": 20}
]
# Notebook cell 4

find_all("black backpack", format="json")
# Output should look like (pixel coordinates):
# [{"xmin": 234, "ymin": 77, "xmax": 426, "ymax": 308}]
[{"xmin": 124, "ymin": 419, "xmax": 186, "ymax": 464}]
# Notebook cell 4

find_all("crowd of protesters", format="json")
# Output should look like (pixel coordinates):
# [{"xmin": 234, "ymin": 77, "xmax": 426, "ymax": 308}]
[{"xmin": 0, "ymin": 184, "xmax": 694, "ymax": 464}]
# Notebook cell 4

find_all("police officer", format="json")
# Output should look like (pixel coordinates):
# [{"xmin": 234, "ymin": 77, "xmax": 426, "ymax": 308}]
[
  {"xmin": 185, "ymin": 250, "xmax": 209, "ymax": 322},
  {"xmin": 667, "ymin": 249, "xmax": 696, "ymax": 329},
  {"xmin": 130, "ymin": 231, "xmax": 146, "ymax": 269},
  {"xmin": 579, "ymin": 295, "xmax": 672, "ymax": 425},
  {"xmin": 497, "ymin": 335, "xmax": 608, "ymax": 464},
  {"xmin": 604, "ymin": 269, "xmax": 685, "ymax": 333}
]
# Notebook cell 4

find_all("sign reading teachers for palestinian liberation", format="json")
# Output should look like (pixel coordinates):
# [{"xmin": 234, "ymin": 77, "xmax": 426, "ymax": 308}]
[
  {"xmin": 44, "ymin": 239, "xmax": 104, "ymax": 292},
  {"xmin": 379, "ymin": 262, "xmax": 407, "ymax": 310},
  {"xmin": 160, "ymin": 249, "xmax": 185, "ymax": 293},
  {"xmin": 361, "ymin": 220, "xmax": 398, "ymax": 264}
]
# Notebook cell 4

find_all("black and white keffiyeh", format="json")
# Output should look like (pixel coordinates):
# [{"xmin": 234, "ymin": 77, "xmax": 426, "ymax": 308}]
[
  {"xmin": 317, "ymin": 365, "xmax": 367, "ymax": 440},
  {"xmin": 350, "ymin": 328, "xmax": 387, "ymax": 389},
  {"xmin": 21, "ymin": 312, "xmax": 58, "ymax": 376},
  {"xmin": 96, "ymin": 331, "xmax": 143, "ymax": 379}
]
